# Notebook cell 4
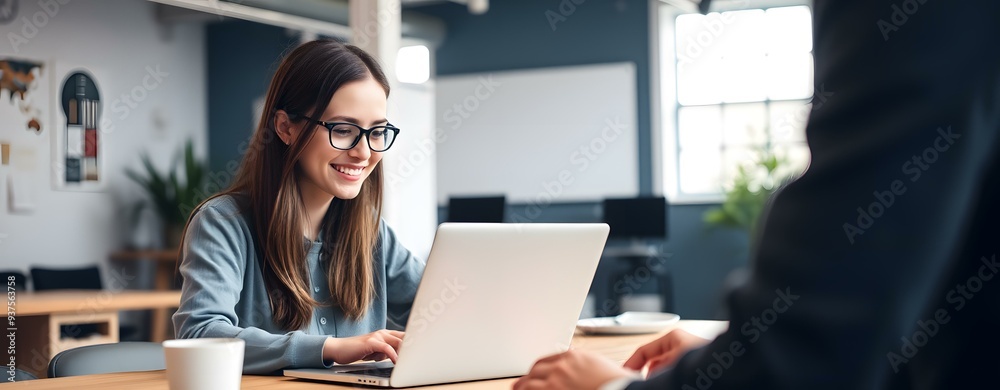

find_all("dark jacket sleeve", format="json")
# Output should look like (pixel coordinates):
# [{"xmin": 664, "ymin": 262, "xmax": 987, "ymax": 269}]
[{"xmin": 629, "ymin": 0, "xmax": 1000, "ymax": 388}]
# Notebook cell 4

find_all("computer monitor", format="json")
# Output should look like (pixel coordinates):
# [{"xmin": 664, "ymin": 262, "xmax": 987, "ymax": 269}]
[
  {"xmin": 446, "ymin": 196, "xmax": 506, "ymax": 223},
  {"xmin": 602, "ymin": 197, "xmax": 668, "ymax": 239}
]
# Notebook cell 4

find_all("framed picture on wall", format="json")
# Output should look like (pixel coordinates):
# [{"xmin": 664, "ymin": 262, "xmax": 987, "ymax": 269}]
[{"xmin": 51, "ymin": 64, "xmax": 107, "ymax": 192}]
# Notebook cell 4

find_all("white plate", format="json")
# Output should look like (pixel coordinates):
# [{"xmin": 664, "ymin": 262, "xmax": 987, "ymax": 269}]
[{"xmin": 576, "ymin": 312, "xmax": 681, "ymax": 335}]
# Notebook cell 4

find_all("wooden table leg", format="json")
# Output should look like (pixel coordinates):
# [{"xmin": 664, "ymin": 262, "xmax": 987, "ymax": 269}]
[{"xmin": 150, "ymin": 262, "xmax": 176, "ymax": 343}]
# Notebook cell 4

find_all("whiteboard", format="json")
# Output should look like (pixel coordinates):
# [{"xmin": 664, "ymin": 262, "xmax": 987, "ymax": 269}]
[{"xmin": 435, "ymin": 62, "xmax": 639, "ymax": 204}]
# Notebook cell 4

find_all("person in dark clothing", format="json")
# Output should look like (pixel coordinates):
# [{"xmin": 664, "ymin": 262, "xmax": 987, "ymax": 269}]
[{"xmin": 515, "ymin": 0, "xmax": 1000, "ymax": 388}]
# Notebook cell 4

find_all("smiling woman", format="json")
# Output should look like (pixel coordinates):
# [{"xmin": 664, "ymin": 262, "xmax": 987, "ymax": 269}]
[{"xmin": 172, "ymin": 39, "xmax": 425, "ymax": 374}]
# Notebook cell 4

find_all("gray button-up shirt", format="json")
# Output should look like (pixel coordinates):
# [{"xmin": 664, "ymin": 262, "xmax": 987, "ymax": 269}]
[{"xmin": 172, "ymin": 195, "xmax": 425, "ymax": 374}]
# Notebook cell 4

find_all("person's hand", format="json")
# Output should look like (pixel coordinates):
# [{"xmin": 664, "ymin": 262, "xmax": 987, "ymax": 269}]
[
  {"xmin": 323, "ymin": 329, "xmax": 404, "ymax": 364},
  {"xmin": 513, "ymin": 349, "xmax": 636, "ymax": 390},
  {"xmin": 623, "ymin": 329, "xmax": 711, "ymax": 375}
]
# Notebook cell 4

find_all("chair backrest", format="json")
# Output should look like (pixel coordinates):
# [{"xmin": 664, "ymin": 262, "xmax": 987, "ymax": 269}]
[
  {"xmin": 446, "ymin": 195, "xmax": 506, "ymax": 223},
  {"xmin": 602, "ymin": 196, "xmax": 669, "ymax": 240},
  {"xmin": 0, "ymin": 270, "xmax": 28, "ymax": 291},
  {"xmin": 30, "ymin": 266, "xmax": 102, "ymax": 290},
  {"xmin": 48, "ymin": 342, "xmax": 165, "ymax": 378},
  {"xmin": 11, "ymin": 368, "xmax": 37, "ymax": 382}
]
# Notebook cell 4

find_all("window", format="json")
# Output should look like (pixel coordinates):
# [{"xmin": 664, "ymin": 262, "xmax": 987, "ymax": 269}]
[
  {"xmin": 661, "ymin": 4, "xmax": 813, "ymax": 200},
  {"xmin": 396, "ymin": 45, "xmax": 430, "ymax": 84}
]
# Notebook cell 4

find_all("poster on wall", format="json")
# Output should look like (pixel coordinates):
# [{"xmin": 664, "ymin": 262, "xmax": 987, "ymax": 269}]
[
  {"xmin": 0, "ymin": 58, "xmax": 47, "ymax": 135},
  {"xmin": 51, "ymin": 65, "xmax": 106, "ymax": 191},
  {"xmin": 0, "ymin": 57, "xmax": 47, "ymax": 212}
]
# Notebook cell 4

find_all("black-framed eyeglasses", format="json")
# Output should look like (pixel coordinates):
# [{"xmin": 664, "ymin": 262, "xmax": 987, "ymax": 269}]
[{"xmin": 296, "ymin": 114, "xmax": 400, "ymax": 152}]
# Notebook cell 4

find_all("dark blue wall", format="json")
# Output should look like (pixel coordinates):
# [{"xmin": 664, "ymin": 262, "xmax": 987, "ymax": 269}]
[
  {"xmin": 207, "ymin": 21, "xmax": 299, "ymax": 175},
  {"xmin": 418, "ymin": 1, "xmax": 749, "ymax": 319}
]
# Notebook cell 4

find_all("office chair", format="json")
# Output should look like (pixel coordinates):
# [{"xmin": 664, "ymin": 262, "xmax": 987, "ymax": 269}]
[
  {"xmin": 601, "ymin": 197, "xmax": 675, "ymax": 314},
  {"xmin": 10, "ymin": 368, "xmax": 37, "ymax": 382},
  {"xmin": 47, "ymin": 342, "xmax": 165, "ymax": 378},
  {"xmin": 30, "ymin": 266, "xmax": 103, "ymax": 290},
  {"xmin": 446, "ymin": 195, "xmax": 506, "ymax": 223}
]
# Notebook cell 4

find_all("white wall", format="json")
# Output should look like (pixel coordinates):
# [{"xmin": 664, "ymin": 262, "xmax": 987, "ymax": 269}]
[
  {"xmin": 383, "ymin": 81, "xmax": 437, "ymax": 259},
  {"xmin": 0, "ymin": 0, "xmax": 206, "ymax": 276},
  {"xmin": 435, "ymin": 63, "xmax": 639, "ymax": 204}
]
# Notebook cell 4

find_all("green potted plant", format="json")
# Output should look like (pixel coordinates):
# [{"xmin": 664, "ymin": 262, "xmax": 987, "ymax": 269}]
[
  {"xmin": 703, "ymin": 146, "xmax": 797, "ymax": 246},
  {"xmin": 126, "ymin": 139, "xmax": 206, "ymax": 249}
]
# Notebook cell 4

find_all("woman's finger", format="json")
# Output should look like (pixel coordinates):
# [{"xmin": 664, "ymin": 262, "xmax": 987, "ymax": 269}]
[
  {"xmin": 382, "ymin": 334, "xmax": 403, "ymax": 351},
  {"xmin": 377, "ymin": 341, "xmax": 399, "ymax": 362},
  {"xmin": 363, "ymin": 353, "xmax": 388, "ymax": 362}
]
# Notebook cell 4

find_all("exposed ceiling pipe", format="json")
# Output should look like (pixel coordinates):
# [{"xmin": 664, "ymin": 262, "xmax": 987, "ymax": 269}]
[
  {"xmin": 228, "ymin": 0, "xmax": 445, "ymax": 45},
  {"xmin": 148, "ymin": 0, "xmax": 445, "ymax": 46},
  {"xmin": 400, "ymin": 0, "xmax": 489, "ymax": 15}
]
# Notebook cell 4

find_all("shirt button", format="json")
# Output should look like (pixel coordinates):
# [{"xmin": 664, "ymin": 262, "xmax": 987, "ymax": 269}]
[
  {"xmin": 320, "ymin": 317, "xmax": 327, "ymax": 325},
  {"xmin": 314, "ymin": 286, "xmax": 320, "ymax": 293}
]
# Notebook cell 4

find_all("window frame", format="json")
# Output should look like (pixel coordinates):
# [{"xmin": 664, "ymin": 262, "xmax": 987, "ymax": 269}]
[{"xmin": 653, "ymin": 0, "xmax": 813, "ymax": 204}]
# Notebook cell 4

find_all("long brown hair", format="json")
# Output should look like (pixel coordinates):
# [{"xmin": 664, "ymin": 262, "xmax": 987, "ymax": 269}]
[{"xmin": 182, "ymin": 40, "xmax": 391, "ymax": 330}]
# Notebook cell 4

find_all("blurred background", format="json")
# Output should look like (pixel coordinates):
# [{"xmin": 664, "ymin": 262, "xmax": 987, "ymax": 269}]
[{"xmin": 0, "ymin": 0, "xmax": 812, "ymax": 343}]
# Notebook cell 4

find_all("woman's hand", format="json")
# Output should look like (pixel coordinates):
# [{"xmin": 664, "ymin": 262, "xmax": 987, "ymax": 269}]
[
  {"xmin": 323, "ymin": 329, "xmax": 405, "ymax": 364},
  {"xmin": 623, "ymin": 329, "xmax": 711, "ymax": 375}
]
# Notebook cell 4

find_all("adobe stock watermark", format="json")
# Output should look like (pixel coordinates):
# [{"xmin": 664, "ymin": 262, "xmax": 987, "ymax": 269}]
[
  {"xmin": 887, "ymin": 254, "xmax": 998, "ymax": 373},
  {"xmin": 508, "ymin": 116, "xmax": 628, "ymax": 223},
  {"xmin": 386, "ymin": 75, "xmax": 501, "ymax": 191},
  {"xmin": 675, "ymin": 1, "xmax": 750, "ymax": 72},
  {"xmin": 877, "ymin": 0, "xmax": 930, "ymax": 42},
  {"xmin": 683, "ymin": 287, "xmax": 800, "ymax": 390},
  {"xmin": 103, "ymin": 65, "xmax": 170, "ymax": 130},
  {"xmin": 771, "ymin": 83, "xmax": 834, "ymax": 140},
  {"xmin": 593, "ymin": 246, "xmax": 673, "ymax": 317},
  {"xmin": 440, "ymin": 75, "xmax": 501, "ymax": 131},
  {"xmin": 545, "ymin": 0, "xmax": 587, "ymax": 31},
  {"xmin": 842, "ymin": 126, "xmax": 959, "ymax": 244},
  {"xmin": 352, "ymin": 0, "xmax": 401, "ymax": 49},
  {"xmin": 6, "ymin": 0, "xmax": 70, "ymax": 53},
  {"xmin": 6, "ymin": 275, "xmax": 16, "ymax": 383},
  {"xmin": 399, "ymin": 278, "xmax": 466, "ymax": 348}
]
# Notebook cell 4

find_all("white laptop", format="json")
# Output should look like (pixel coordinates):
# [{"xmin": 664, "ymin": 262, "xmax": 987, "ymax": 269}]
[{"xmin": 284, "ymin": 222, "xmax": 609, "ymax": 387}]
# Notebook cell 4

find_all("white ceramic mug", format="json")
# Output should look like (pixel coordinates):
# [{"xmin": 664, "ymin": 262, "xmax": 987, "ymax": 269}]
[{"xmin": 163, "ymin": 338, "xmax": 245, "ymax": 390}]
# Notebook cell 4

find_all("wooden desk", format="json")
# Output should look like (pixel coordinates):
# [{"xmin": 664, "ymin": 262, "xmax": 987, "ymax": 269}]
[
  {"xmin": 109, "ymin": 249, "xmax": 180, "ymax": 343},
  {"xmin": 5, "ymin": 320, "xmax": 728, "ymax": 389},
  {"xmin": 10, "ymin": 290, "xmax": 183, "ymax": 378}
]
